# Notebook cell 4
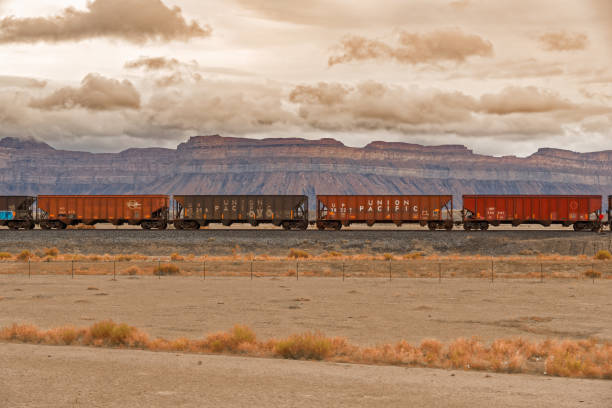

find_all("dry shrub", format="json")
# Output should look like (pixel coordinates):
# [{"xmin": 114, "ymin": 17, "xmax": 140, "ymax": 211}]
[
  {"xmin": 44, "ymin": 247, "xmax": 59, "ymax": 257},
  {"xmin": 584, "ymin": 269, "xmax": 602, "ymax": 280},
  {"xmin": 404, "ymin": 252, "xmax": 425, "ymax": 260},
  {"xmin": 153, "ymin": 264, "xmax": 180, "ymax": 276},
  {"xmin": 594, "ymin": 250, "xmax": 611, "ymax": 260},
  {"xmin": 16, "ymin": 250, "xmax": 33, "ymax": 262},
  {"xmin": 323, "ymin": 251, "xmax": 343, "ymax": 258},
  {"xmin": 170, "ymin": 253, "xmax": 184, "ymax": 261},
  {"xmin": 125, "ymin": 266, "xmax": 141, "ymax": 276},
  {"xmin": 0, "ymin": 252, "xmax": 12, "ymax": 260},
  {"xmin": 2, "ymin": 321, "xmax": 612, "ymax": 380},
  {"xmin": 288, "ymin": 248, "xmax": 310, "ymax": 259},
  {"xmin": 203, "ymin": 325, "xmax": 257, "ymax": 353},
  {"xmin": 274, "ymin": 332, "xmax": 335, "ymax": 360},
  {"xmin": 382, "ymin": 253, "xmax": 395, "ymax": 261}
]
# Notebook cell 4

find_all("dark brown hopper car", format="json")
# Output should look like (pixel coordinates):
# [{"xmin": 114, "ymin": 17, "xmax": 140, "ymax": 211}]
[
  {"xmin": 0, "ymin": 196, "xmax": 35, "ymax": 230},
  {"xmin": 37, "ymin": 195, "xmax": 169, "ymax": 230},
  {"xmin": 316, "ymin": 195, "xmax": 454, "ymax": 230},
  {"xmin": 463, "ymin": 195, "xmax": 603, "ymax": 231},
  {"xmin": 173, "ymin": 195, "xmax": 309, "ymax": 230}
]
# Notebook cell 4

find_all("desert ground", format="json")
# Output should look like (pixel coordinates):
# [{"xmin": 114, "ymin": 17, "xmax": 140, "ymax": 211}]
[
  {"xmin": 1, "ymin": 276, "xmax": 611, "ymax": 406},
  {"xmin": 2, "ymin": 230, "xmax": 612, "ymax": 406},
  {"xmin": 1, "ymin": 342, "xmax": 610, "ymax": 408}
]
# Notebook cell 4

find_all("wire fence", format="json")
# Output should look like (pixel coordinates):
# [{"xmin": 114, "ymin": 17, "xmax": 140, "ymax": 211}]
[{"xmin": 1, "ymin": 259, "xmax": 611, "ymax": 282}]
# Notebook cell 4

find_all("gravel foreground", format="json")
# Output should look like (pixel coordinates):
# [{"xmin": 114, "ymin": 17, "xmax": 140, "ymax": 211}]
[
  {"xmin": 1, "ymin": 228, "xmax": 611, "ymax": 256},
  {"xmin": 1, "ymin": 343, "xmax": 610, "ymax": 408}
]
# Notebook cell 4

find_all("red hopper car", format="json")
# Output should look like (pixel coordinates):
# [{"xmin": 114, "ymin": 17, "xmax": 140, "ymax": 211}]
[
  {"xmin": 316, "ymin": 195, "xmax": 454, "ymax": 230},
  {"xmin": 462, "ymin": 195, "xmax": 603, "ymax": 231},
  {"xmin": 37, "ymin": 195, "xmax": 169, "ymax": 229}
]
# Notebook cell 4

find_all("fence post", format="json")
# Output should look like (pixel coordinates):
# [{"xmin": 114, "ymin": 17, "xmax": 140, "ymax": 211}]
[
  {"xmin": 438, "ymin": 262, "xmax": 441, "ymax": 283},
  {"xmin": 250, "ymin": 261, "xmax": 253, "ymax": 280},
  {"xmin": 203, "ymin": 261, "xmax": 206, "ymax": 280},
  {"xmin": 158, "ymin": 259, "xmax": 161, "ymax": 280},
  {"xmin": 71, "ymin": 260, "xmax": 74, "ymax": 279},
  {"xmin": 296, "ymin": 261, "xmax": 299, "ymax": 280},
  {"xmin": 491, "ymin": 258, "xmax": 494, "ymax": 283},
  {"xmin": 28, "ymin": 260, "xmax": 31, "ymax": 279}
]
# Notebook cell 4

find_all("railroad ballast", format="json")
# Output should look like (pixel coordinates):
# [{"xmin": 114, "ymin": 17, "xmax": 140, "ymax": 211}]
[{"xmin": 0, "ymin": 193, "xmax": 608, "ymax": 231}]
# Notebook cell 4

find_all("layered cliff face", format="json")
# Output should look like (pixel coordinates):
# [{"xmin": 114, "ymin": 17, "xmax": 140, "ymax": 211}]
[{"xmin": 1, "ymin": 135, "xmax": 611, "ymax": 206}]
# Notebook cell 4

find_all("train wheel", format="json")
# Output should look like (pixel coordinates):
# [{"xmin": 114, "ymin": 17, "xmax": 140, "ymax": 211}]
[
  {"xmin": 299, "ymin": 221, "xmax": 308, "ymax": 230},
  {"xmin": 334, "ymin": 222, "xmax": 342, "ymax": 231},
  {"xmin": 282, "ymin": 222, "xmax": 291, "ymax": 230},
  {"xmin": 174, "ymin": 221, "xmax": 184, "ymax": 230},
  {"xmin": 316, "ymin": 222, "xmax": 325, "ymax": 231},
  {"xmin": 58, "ymin": 222, "xmax": 67, "ymax": 230},
  {"xmin": 428, "ymin": 223, "xmax": 437, "ymax": 231},
  {"xmin": 479, "ymin": 223, "xmax": 489, "ymax": 231},
  {"xmin": 40, "ymin": 222, "xmax": 51, "ymax": 230},
  {"xmin": 573, "ymin": 223, "xmax": 585, "ymax": 231},
  {"xmin": 463, "ymin": 224, "xmax": 472, "ymax": 231},
  {"xmin": 445, "ymin": 223, "xmax": 453, "ymax": 231}
]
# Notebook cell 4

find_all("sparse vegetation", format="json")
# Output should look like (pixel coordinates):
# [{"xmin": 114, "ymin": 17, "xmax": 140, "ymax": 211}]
[
  {"xmin": 170, "ymin": 253, "xmax": 184, "ymax": 261},
  {"xmin": 153, "ymin": 264, "xmax": 180, "ymax": 276},
  {"xmin": 288, "ymin": 248, "xmax": 310, "ymax": 259},
  {"xmin": 595, "ymin": 250, "xmax": 611, "ymax": 260},
  {"xmin": 0, "ymin": 252, "xmax": 12, "ymax": 260},
  {"xmin": 403, "ymin": 252, "xmax": 425, "ymax": 260},
  {"xmin": 16, "ymin": 250, "xmax": 32, "ymax": 262},
  {"xmin": 584, "ymin": 269, "xmax": 602, "ymax": 280},
  {"xmin": 44, "ymin": 247, "xmax": 59, "ymax": 257},
  {"xmin": 125, "ymin": 266, "xmax": 140, "ymax": 276},
  {"xmin": 1, "ymin": 322, "xmax": 610, "ymax": 379}
]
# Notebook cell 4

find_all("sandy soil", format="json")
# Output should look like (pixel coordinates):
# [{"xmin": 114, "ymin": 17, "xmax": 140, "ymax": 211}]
[
  {"xmin": 1, "ymin": 343, "xmax": 611, "ymax": 408},
  {"xmin": 1, "ymin": 276, "xmax": 611, "ymax": 344}
]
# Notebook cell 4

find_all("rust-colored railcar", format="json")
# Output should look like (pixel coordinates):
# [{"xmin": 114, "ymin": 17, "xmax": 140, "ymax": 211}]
[
  {"xmin": 173, "ymin": 195, "xmax": 309, "ymax": 230},
  {"xmin": 316, "ymin": 195, "xmax": 454, "ymax": 230},
  {"xmin": 36, "ymin": 195, "xmax": 169, "ymax": 229},
  {"xmin": 462, "ymin": 195, "xmax": 603, "ymax": 231},
  {"xmin": 0, "ymin": 196, "xmax": 35, "ymax": 229}
]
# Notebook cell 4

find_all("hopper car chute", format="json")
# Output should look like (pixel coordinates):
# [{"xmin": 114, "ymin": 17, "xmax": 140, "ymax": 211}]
[
  {"xmin": 462, "ymin": 195, "xmax": 603, "ymax": 231},
  {"xmin": 316, "ymin": 195, "xmax": 454, "ymax": 230},
  {"xmin": 173, "ymin": 195, "xmax": 309, "ymax": 230},
  {"xmin": 36, "ymin": 195, "xmax": 169, "ymax": 230}
]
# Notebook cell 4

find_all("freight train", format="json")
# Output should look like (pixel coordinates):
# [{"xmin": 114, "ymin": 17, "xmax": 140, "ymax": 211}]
[{"xmin": 0, "ymin": 194, "xmax": 608, "ymax": 231}]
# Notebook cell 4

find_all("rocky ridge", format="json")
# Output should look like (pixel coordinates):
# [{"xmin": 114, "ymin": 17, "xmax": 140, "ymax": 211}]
[{"xmin": 1, "ymin": 135, "xmax": 611, "ymax": 206}]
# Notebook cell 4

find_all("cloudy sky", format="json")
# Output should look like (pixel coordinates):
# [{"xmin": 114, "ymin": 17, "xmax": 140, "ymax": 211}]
[{"xmin": 0, "ymin": 0, "xmax": 610, "ymax": 156}]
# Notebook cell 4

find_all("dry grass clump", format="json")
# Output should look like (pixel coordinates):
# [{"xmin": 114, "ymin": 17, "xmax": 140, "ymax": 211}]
[
  {"xmin": 16, "ymin": 250, "xmax": 33, "ymax": 262},
  {"xmin": 170, "ymin": 253, "xmax": 184, "ymax": 261},
  {"xmin": 124, "ymin": 266, "xmax": 141, "ymax": 276},
  {"xmin": 275, "ymin": 332, "xmax": 337, "ymax": 360},
  {"xmin": 323, "ymin": 251, "xmax": 343, "ymax": 258},
  {"xmin": 595, "ymin": 250, "xmax": 612, "ymax": 260},
  {"xmin": 1, "ymin": 322, "xmax": 611, "ymax": 379},
  {"xmin": 403, "ymin": 252, "xmax": 425, "ymax": 260},
  {"xmin": 584, "ymin": 269, "xmax": 602, "ymax": 280},
  {"xmin": 153, "ymin": 264, "xmax": 180, "ymax": 276},
  {"xmin": 44, "ymin": 247, "xmax": 59, "ymax": 257},
  {"xmin": 288, "ymin": 248, "xmax": 310, "ymax": 259},
  {"xmin": 382, "ymin": 253, "xmax": 395, "ymax": 261},
  {"xmin": 0, "ymin": 252, "xmax": 12, "ymax": 260}
]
